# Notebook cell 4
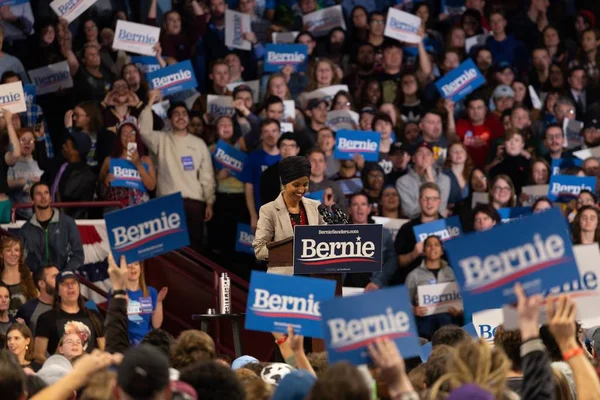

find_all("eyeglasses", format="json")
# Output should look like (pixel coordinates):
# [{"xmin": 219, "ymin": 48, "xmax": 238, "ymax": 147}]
[
  {"xmin": 19, "ymin": 139, "xmax": 34, "ymax": 144},
  {"xmin": 64, "ymin": 339, "xmax": 82, "ymax": 346},
  {"xmin": 336, "ymin": 101, "xmax": 351, "ymax": 107},
  {"xmin": 420, "ymin": 196, "xmax": 440, "ymax": 202},
  {"xmin": 371, "ymin": 20, "xmax": 384, "ymax": 25},
  {"xmin": 494, "ymin": 186, "xmax": 511, "ymax": 193}
]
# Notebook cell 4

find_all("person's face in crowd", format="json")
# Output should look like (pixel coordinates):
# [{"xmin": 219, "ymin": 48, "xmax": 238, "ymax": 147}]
[
  {"xmin": 415, "ymin": 4, "xmax": 429, "ymax": 24},
  {"xmin": 543, "ymin": 26, "xmax": 560, "ymax": 47},
  {"xmin": 2, "ymin": 241, "xmax": 20, "ymax": 268},
  {"xmin": 496, "ymin": 68, "xmax": 515, "ymax": 86},
  {"xmin": 366, "ymin": 169, "xmax": 384, "ymax": 191},
  {"xmin": 41, "ymin": 25, "xmax": 55, "ymax": 45},
  {"xmin": 583, "ymin": 127, "xmax": 600, "ymax": 148},
  {"xmin": 18, "ymin": 131, "xmax": 35, "ymax": 157},
  {"xmin": 375, "ymin": 120, "xmax": 393, "ymax": 140},
  {"xmin": 579, "ymin": 208, "xmax": 598, "ymax": 233},
  {"xmin": 329, "ymin": 30, "xmax": 345, "ymax": 52},
  {"xmin": 188, "ymin": 115, "xmax": 204, "ymax": 137},
  {"xmin": 59, "ymin": 333, "xmax": 84, "ymax": 360},
  {"xmin": 471, "ymin": 169, "xmax": 487, "ymax": 192},
  {"xmin": 0, "ymin": 286, "xmax": 8, "ymax": 313},
  {"xmin": 284, "ymin": 176, "xmax": 309, "ymax": 201},
  {"xmin": 83, "ymin": 45, "xmax": 101, "ymax": 68},
  {"xmin": 72, "ymin": 106, "xmax": 89, "ymax": 130},
  {"xmin": 32, "ymin": 184, "xmax": 51, "ymax": 209},
  {"xmin": 356, "ymin": 45, "xmax": 375, "ymax": 69},
  {"xmin": 491, "ymin": 178, "xmax": 513, "ymax": 206},
  {"xmin": 578, "ymin": 192, "xmax": 596, "ymax": 209},
  {"xmin": 266, "ymin": 102, "xmax": 284, "ymax": 121},
  {"xmin": 389, "ymin": 149, "xmax": 410, "ymax": 170},
  {"xmin": 234, "ymin": 90, "xmax": 253, "ymax": 111},
  {"xmin": 575, "ymin": 15, "xmax": 589, "ymax": 35},
  {"xmin": 216, "ymin": 117, "xmax": 234, "ymax": 141},
  {"xmin": 164, "ymin": 11, "xmax": 182, "ymax": 35},
  {"xmin": 299, "ymin": 0, "xmax": 316, "ymax": 14},
  {"xmin": 467, "ymin": 99, "xmax": 486, "ymax": 124},
  {"xmin": 41, "ymin": 267, "xmax": 59, "ymax": 296},
  {"xmin": 261, "ymin": 122, "xmax": 280, "ymax": 147},
  {"xmin": 84, "ymin": 20, "xmax": 98, "ymax": 42},
  {"xmin": 533, "ymin": 200, "xmax": 552, "ymax": 213},
  {"xmin": 462, "ymin": 14, "xmax": 480, "ymax": 37},
  {"xmin": 581, "ymin": 30, "xmax": 598, "ymax": 53},
  {"xmin": 225, "ymin": 54, "xmax": 243, "ymax": 80},
  {"xmin": 366, "ymin": 81, "xmax": 381, "ymax": 105},
  {"xmin": 317, "ymin": 129, "xmax": 335, "ymax": 153},
  {"xmin": 420, "ymin": 113, "xmax": 442, "ymax": 141},
  {"xmin": 448, "ymin": 143, "xmax": 467, "ymax": 165},
  {"xmin": 369, "ymin": 14, "xmax": 385, "ymax": 36},
  {"xmin": 349, "ymin": 194, "xmax": 370, "ymax": 224},
  {"xmin": 495, "ymin": 96, "xmax": 515, "ymax": 113},
  {"xmin": 315, "ymin": 61, "xmax": 333, "ymax": 86},
  {"xmin": 424, "ymin": 236, "xmax": 443, "ymax": 260},
  {"xmin": 510, "ymin": 108, "xmax": 531, "ymax": 130},
  {"xmin": 61, "ymin": 139, "xmax": 79, "ymax": 162},
  {"xmin": 279, "ymin": 139, "xmax": 299, "ymax": 158},
  {"xmin": 419, "ymin": 188, "xmax": 440, "ymax": 217},
  {"xmin": 352, "ymin": 7, "xmax": 368, "ymax": 29},
  {"xmin": 123, "ymin": 65, "xmax": 141, "ymax": 89},
  {"xmin": 238, "ymin": 0, "xmax": 255, "ymax": 14},
  {"xmin": 170, "ymin": 106, "xmax": 189, "ymax": 131},
  {"xmin": 308, "ymin": 102, "xmax": 328, "ymax": 124},
  {"xmin": 309, "ymin": 151, "xmax": 326, "ymax": 178},
  {"xmin": 210, "ymin": 64, "xmax": 230, "ymax": 89},
  {"xmin": 379, "ymin": 104, "xmax": 397, "ymax": 125},
  {"xmin": 489, "ymin": 13, "xmax": 506, "ymax": 36},
  {"xmin": 474, "ymin": 211, "xmax": 496, "ymax": 232},
  {"xmin": 100, "ymin": 28, "xmax": 115, "ymax": 48},
  {"xmin": 544, "ymin": 127, "xmax": 565, "ymax": 153},
  {"xmin": 555, "ymin": 102, "xmax": 575, "ymax": 121},
  {"xmin": 413, "ymin": 147, "xmax": 434, "ymax": 171},
  {"xmin": 403, "ymin": 122, "xmax": 419, "ymax": 144},
  {"xmin": 333, "ymin": 94, "xmax": 351, "ymax": 111},
  {"xmin": 112, "ymin": 79, "xmax": 130, "ymax": 104},
  {"xmin": 382, "ymin": 46, "xmax": 402, "ymax": 72},
  {"xmin": 511, "ymin": 81, "xmax": 527, "ymax": 103},
  {"xmin": 381, "ymin": 187, "xmax": 400, "ymax": 211},
  {"xmin": 475, "ymin": 50, "xmax": 492, "ymax": 72},
  {"xmin": 545, "ymin": 92, "xmax": 559, "ymax": 114},
  {"xmin": 268, "ymin": 76, "xmax": 288, "ymax": 100},
  {"xmin": 401, "ymin": 74, "xmax": 418, "ymax": 96},
  {"xmin": 126, "ymin": 262, "xmax": 141, "ymax": 282},
  {"xmin": 359, "ymin": 112, "xmax": 374, "ymax": 131},
  {"xmin": 532, "ymin": 161, "xmax": 549, "ymax": 184},
  {"xmin": 209, "ymin": 0, "xmax": 227, "ymax": 19},
  {"xmin": 504, "ymin": 134, "xmax": 525, "ymax": 156},
  {"xmin": 442, "ymin": 52, "xmax": 460, "ymax": 73},
  {"xmin": 58, "ymin": 277, "xmax": 80, "ymax": 304},
  {"xmin": 296, "ymin": 33, "xmax": 316, "ymax": 54},
  {"xmin": 449, "ymin": 28, "xmax": 465, "ymax": 48},
  {"xmin": 550, "ymin": 66, "xmax": 565, "ymax": 89},
  {"xmin": 7, "ymin": 329, "xmax": 29, "ymax": 359},
  {"xmin": 532, "ymin": 49, "xmax": 550, "ymax": 71},
  {"xmin": 568, "ymin": 69, "xmax": 587, "ymax": 91}
]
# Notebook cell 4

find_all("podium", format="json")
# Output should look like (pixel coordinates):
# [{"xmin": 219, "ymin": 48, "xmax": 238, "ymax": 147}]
[{"xmin": 267, "ymin": 237, "xmax": 343, "ymax": 352}]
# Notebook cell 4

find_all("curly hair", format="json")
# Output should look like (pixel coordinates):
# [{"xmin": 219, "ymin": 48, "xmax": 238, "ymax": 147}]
[
  {"xmin": 0, "ymin": 237, "xmax": 38, "ymax": 301},
  {"xmin": 170, "ymin": 330, "xmax": 216, "ymax": 370},
  {"xmin": 428, "ymin": 339, "xmax": 511, "ymax": 399}
]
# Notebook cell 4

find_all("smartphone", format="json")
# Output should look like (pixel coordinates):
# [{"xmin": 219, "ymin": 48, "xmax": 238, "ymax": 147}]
[{"xmin": 127, "ymin": 142, "xmax": 137, "ymax": 160}]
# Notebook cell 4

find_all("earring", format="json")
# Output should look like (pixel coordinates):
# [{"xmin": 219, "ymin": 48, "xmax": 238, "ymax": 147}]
[{"xmin": 25, "ymin": 345, "xmax": 28, "ymax": 350}]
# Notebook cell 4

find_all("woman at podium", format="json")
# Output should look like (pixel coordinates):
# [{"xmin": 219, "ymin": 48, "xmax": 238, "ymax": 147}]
[{"xmin": 253, "ymin": 156, "xmax": 325, "ymax": 274}]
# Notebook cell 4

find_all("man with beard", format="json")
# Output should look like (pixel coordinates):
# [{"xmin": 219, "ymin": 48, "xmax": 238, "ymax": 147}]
[
  {"xmin": 16, "ymin": 265, "xmax": 59, "ymax": 335},
  {"xmin": 140, "ymin": 90, "xmax": 216, "ymax": 253},
  {"xmin": 343, "ymin": 43, "xmax": 376, "ymax": 102},
  {"xmin": 572, "ymin": 117, "xmax": 600, "ymax": 153},
  {"xmin": 18, "ymin": 183, "xmax": 84, "ymax": 273}
]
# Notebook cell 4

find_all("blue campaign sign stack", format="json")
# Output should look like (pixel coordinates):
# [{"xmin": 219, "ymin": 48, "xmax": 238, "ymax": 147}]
[
  {"xmin": 434, "ymin": 58, "xmax": 486, "ymax": 102},
  {"xmin": 444, "ymin": 208, "xmax": 579, "ymax": 314},
  {"xmin": 147, "ymin": 60, "xmax": 198, "ymax": 96},
  {"xmin": 211, "ymin": 140, "xmax": 248, "ymax": 179},
  {"xmin": 497, "ymin": 207, "xmax": 532, "ymax": 223},
  {"xmin": 264, "ymin": 44, "xmax": 309, "ymax": 73},
  {"xmin": 293, "ymin": 224, "xmax": 383, "ymax": 275},
  {"xmin": 547, "ymin": 175, "xmax": 596, "ymax": 203},
  {"xmin": 333, "ymin": 130, "xmax": 381, "ymax": 162},
  {"xmin": 413, "ymin": 216, "xmax": 462, "ymax": 243},
  {"xmin": 104, "ymin": 193, "xmax": 190, "ymax": 263},
  {"xmin": 320, "ymin": 286, "xmax": 420, "ymax": 364},
  {"xmin": 235, "ymin": 223, "xmax": 254, "ymax": 254},
  {"xmin": 109, "ymin": 159, "xmax": 149, "ymax": 192},
  {"xmin": 131, "ymin": 55, "xmax": 162, "ymax": 74},
  {"xmin": 245, "ymin": 271, "xmax": 336, "ymax": 338}
]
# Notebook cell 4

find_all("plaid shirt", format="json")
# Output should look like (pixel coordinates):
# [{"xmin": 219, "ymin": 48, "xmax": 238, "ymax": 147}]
[{"xmin": 22, "ymin": 101, "xmax": 54, "ymax": 158}]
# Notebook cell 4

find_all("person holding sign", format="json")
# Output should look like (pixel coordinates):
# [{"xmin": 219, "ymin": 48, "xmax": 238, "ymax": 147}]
[
  {"xmin": 405, "ymin": 235, "xmax": 460, "ymax": 339},
  {"xmin": 98, "ymin": 120, "xmax": 157, "ymax": 208},
  {"xmin": 253, "ymin": 156, "xmax": 324, "ymax": 272}
]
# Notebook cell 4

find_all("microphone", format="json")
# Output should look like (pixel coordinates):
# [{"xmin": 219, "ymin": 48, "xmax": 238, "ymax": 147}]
[
  {"xmin": 318, "ymin": 204, "xmax": 335, "ymax": 224},
  {"xmin": 331, "ymin": 204, "xmax": 350, "ymax": 224}
]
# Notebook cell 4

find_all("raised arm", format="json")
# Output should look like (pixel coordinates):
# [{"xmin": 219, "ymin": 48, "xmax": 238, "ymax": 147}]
[
  {"xmin": 138, "ymin": 90, "xmax": 163, "ymax": 154},
  {"xmin": 3, "ymin": 109, "xmax": 21, "ymax": 166}
]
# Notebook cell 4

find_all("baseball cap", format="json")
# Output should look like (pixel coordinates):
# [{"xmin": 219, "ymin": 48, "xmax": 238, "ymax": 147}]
[
  {"xmin": 413, "ymin": 141, "xmax": 434, "ymax": 155},
  {"xmin": 117, "ymin": 345, "xmax": 170, "ymax": 398},
  {"xmin": 116, "ymin": 116, "xmax": 140, "ymax": 135},
  {"xmin": 494, "ymin": 60, "xmax": 516, "ymax": 75},
  {"xmin": 306, "ymin": 98, "xmax": 328, "ymax": 110},
  {"xmin": 67, "ymin": 131, "xmax": 93, "ymax": 156},
  {"xmin": 389, "ymin": 141, "xmax": 408, "ymax": 156},
  {"xmin": 584, "ymin": 116, "xmax": 600, "ymax": 130},
  {"xmin": 37, "ymin": 355, "xmax": 73, "ymax": 385},
  {"xmin": 359, "ymin": 106, "xmax": 377, "ymax": 115},
  {"xmin": 492, "ymin": 84, "xmax": 515, "ymax": 99},
  {"xmin": 55, "ymin": 270, "xmax": 80, "ymax": 286}
]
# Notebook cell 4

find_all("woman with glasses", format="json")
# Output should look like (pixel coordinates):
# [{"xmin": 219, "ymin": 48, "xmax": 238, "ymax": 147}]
[
  {"xmin": 101, "ymin": 79, "xmax": 144, "ymax": 133},
  {"xmin": 377, "ymin": 186, "xmax": 403, "ymax": 219},
  {"xmin": 395, "ymin": 73, "xmax": 424, "ymax": 124},
  {"xmin": 56, "ymin": 332, "xmax": 84, "ymax": 362},
  {"xmin": 331, "ymin": 91, "xmax": 354, "ymax": 112},
  {"xmin": 489, "ymin": 174, "xmax": 516, "ymax": 210},
  {"xmin": 572, "ymin": 205, "xmax": 600, "ymax": 245}
]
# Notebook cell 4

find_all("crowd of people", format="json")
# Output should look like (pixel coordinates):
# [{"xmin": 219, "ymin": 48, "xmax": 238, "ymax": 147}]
[{"xmin": 0, "ymin": 0, "xmax": 598, "ymax": 397}]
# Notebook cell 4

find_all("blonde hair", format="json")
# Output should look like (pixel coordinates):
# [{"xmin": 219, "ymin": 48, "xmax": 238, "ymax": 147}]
[
  {"xmin": 428, "ymin": 339, "xmax": 511, "ymax": 399},
  {"xmin": 306, "ymin": 59, "xmax": 341, "ymax": 92}
]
